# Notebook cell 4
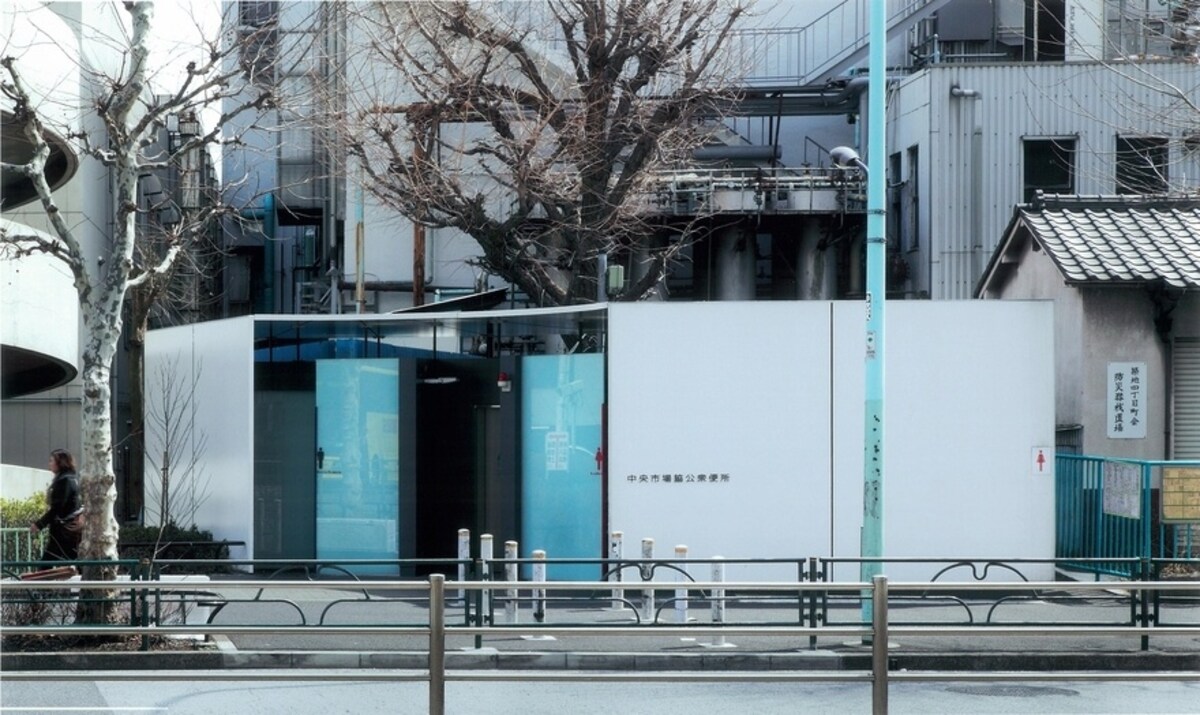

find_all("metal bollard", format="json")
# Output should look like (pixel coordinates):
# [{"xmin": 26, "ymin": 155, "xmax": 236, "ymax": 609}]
[
  {"xmin": 704, "ymin": 557, "xmax": 736, "ymax": 648},
  {"xmin": 532, "ymin": 550, "xmax": 547, "ymax": 623},
  {"xmin": 429, "ymin": 573, "xmax": 446, "ymax": 715},
  {"xmin": 504, "ymin": 540, "xmax": 519, "ymax": 625},
  {"xmin": 871, "ymin": 574, "xmax": 889, "ymax": 715},
  {"xmin": 674, "ymin": 544, "xmax": 688, "ymax": 624},
  {"xmin": 457, "ymin": 529, "xmax": 470, "ymax": 604},
  {"xmin": 609, "ymin": 530, "xmax": 625, "ymax": 610},
  {"xmin": 641, "ymin": 537, "xmax": 655, "ymax": 623}
]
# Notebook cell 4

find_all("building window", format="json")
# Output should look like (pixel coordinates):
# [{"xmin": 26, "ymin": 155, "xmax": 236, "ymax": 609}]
[
  {"xmin": 1116, "ymin": 136, "xmax": 1169, "ymax": 195},
  {"xmin": 1023, "ymin": 138, "xmax": 1074, "ymax": 202},
  {"xmin": 238, "ymin": 1, "xmax": 279, "ymax": 86}
]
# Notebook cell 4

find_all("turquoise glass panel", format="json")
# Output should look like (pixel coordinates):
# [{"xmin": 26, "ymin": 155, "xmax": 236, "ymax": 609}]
[
  {"xmin": 315, "ymin": 359, "xmax": 399, "ymax": 575},
  {"xmin": 521, "ymin": 354, "xmax": 604, "ymax": 580}
]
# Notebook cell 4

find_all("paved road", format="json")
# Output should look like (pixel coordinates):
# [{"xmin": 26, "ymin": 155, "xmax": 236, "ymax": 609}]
[{"xmin": 3, "ymin": 672, "xmax": 1200, "ymax": 714}]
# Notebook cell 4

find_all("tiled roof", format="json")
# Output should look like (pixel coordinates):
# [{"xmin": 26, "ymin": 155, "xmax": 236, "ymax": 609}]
[{"xmin": 1017, "ymin": 198, "xmax": 1200, "ymax": 288}]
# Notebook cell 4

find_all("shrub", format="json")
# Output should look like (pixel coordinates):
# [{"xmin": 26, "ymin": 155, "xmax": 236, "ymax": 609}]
[
  {"xmin": 118, "ymin": 523, "xmax": 229, "ymax": 572},
  {"xmin": 0, "ymin": 494, "xmax": 47, "ymax": 528}
]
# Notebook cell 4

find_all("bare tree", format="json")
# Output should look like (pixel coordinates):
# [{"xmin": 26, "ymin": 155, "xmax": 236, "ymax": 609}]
[
  {"xmin": 143, "ymin": 356, "xmax": 210, "ymax": 532},
  {"xmin": 1, "ymin": 1, "xmax": 276, "ymax": 621},
  {"xmin": 344, "ymin": 0, "xmax": 752, "ymax": 306}
]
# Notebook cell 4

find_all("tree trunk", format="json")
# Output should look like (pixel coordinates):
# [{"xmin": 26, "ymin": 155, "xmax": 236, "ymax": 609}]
[{"xmin": 75, "ymin": 334, "xmax": 122, "ymax": 623}]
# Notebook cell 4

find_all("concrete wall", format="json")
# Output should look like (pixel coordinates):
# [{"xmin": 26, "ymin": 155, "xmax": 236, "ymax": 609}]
[
  {"xmin": 1079, "ymin": 287, "xmax": 1168, "ymax": 459},
  {"xmin": 985, "ymin": 236, "xmax": 1178, "ymax": 460},
  {"xmin": 608, "ymin": 301, "xmax": 1057, "ymax": 582}
]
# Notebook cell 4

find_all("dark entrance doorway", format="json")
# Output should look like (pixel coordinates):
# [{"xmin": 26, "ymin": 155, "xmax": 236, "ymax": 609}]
[{"xmin": 413, "ymin": 357, "xmax": 520, "ymax": 574}]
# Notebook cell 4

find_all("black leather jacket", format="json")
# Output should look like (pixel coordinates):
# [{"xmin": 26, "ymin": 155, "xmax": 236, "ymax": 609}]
[{"xmin": 35, "ymin": 470, "xmax": 82, "ymax": 530}]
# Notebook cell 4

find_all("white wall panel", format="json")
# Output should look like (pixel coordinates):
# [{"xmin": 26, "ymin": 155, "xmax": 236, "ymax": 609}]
[
  {"xmin": 145, "ymin": 317, "xmax": 255, "ymax": 560},
  {"xmin": 609, "ymin": 301, "xmax": 1056, "ymax": 582},
  {"xmin": 830, "ymin": 301, "xmax": 1056, "ymax": 581},
  {"xmin": 607, "ymin": 302, "xmax": 834, "ymax": 581}
]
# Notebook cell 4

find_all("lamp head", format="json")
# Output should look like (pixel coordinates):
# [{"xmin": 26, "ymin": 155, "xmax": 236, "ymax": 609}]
[{"xmin": 829, "ymin": 146, "xmax": 862, "ymax": 167}]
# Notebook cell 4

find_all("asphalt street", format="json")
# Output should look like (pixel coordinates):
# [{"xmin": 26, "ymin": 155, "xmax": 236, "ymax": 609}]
[{"xmin": 3, "ymin": 672, "xmax": 1200, "ymax": 714}]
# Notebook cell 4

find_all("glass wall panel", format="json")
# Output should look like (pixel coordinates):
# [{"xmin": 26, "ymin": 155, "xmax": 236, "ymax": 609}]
[
  {"xmin": 521, "ymin": 354, "xmax": 604, "ymax": 580},
  {"xmin": 315, "ymin": 359, "xmax": 400, "ymax": 574}
]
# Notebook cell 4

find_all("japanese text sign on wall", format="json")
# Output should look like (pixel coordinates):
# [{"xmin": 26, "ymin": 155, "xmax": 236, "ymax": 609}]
[
  {"xmin": 1107, "ymin": 362, "xmax": 1147, "ymax": 439},
  {"xmin": 1102, "ymin": 461, "xmax": 1142, "ymax": 519}
]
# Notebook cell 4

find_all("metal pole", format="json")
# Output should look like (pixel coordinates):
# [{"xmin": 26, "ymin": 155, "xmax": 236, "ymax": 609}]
[
  {"xmin": 532, "ymin": 550, "xmax": 547, "ymax": 623},
  {"xmin": 861, "ymin": 0, "xmax": 888, "ymax": 626},
  {"xmin": 428, "ymin": 574, "xmax": 445, "ymax": 715},
  {"xmin": 871, "ymin": 574, "xmax": 889, "ymax": 715}
]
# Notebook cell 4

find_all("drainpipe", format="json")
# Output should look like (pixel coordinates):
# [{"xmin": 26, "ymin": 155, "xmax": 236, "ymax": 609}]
[{"xmin": 951, "ymin": 85, "xmax": 983, "ymax": 289}]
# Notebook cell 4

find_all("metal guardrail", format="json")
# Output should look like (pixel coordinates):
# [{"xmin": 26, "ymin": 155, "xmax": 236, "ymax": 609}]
[{"xmin": 4, "ymin": 576, "xmax": 1200, "ymax": 715}]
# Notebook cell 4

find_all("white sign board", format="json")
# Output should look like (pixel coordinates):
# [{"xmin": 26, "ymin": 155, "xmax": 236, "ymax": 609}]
[
  {"xmin": 1102, "ymin": 462, "xmax": 1142, "ymax": 519},
  {"xmin": 1107, "ymin": 362, "xmax": 1147, "ymax": 439},
  {"xmin": 545, "ymin": 431, "xmax": 569, "ymax": 471}
]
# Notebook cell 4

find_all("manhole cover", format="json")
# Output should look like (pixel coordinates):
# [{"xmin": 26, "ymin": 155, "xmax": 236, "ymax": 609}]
[{"xmin": 945, "ymin": 685, "xmax": 1080, "ymax": 698}]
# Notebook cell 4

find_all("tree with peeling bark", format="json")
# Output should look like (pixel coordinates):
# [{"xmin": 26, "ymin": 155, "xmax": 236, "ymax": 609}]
[
  {"xmin": 344, "ymin": 0, "xmax": 751, "ymax": 306},
  {"xmin": 0, "ymin": 1, "xmax": 276, "ymax": 622}
]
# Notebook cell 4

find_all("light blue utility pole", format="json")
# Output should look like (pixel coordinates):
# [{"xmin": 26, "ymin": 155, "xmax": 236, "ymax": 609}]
[{"xmin": 861, "ymin": 0, "xmax": 887, "ymax": 626}]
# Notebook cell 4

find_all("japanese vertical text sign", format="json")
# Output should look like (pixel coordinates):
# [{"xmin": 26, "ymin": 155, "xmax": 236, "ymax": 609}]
[{"xmin": 1107, "ymin": 362, "xmax": 1147, "ymax": 439}]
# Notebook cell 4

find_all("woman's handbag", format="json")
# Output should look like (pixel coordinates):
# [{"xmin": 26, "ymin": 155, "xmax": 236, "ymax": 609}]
[{"xmin": 61, "ymin": 509, "xmax": 85, "ymax": 534}]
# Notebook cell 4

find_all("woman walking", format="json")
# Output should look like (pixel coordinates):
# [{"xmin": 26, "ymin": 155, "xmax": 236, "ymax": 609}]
[{"xmin": 30, "ymin": 449, "xmax": 83, "ymax": 561}]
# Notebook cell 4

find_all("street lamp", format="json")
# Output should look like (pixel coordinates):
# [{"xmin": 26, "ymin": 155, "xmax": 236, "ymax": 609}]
[
  {"xmin": 833, "ymin": 0, "xmax": 887, "ymax": 634},
  {"xmin": 829, "ymin": 145, "xmax": 867, "ymax": 174}
]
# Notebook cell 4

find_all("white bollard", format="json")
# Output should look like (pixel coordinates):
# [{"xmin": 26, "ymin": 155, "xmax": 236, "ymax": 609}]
[
  {"xmin": 609, "ymin": 531, "xmax": 626, "ymax": 611},
  {"xmin": 480, "ymin": 534, "xmax": 493, "ymax": 622},
  {"xmin": 641, "ymin": 537, "xmax": 655, "ymax": 623},
  {"xmin": 703, "ymin": 557, "xmax": 736, "ymax": 648},
  {"xmin": 674, "ymin": 544, "xmax": 689, "ymax": 625},
  {"xmin": 457, "ymin": 529, "xmax": 470, "ymax": 604},
  {"xmin": 508, "ymin": 539, "xmax": 523, "ymax": 623},
  {"xmin": 504, "ymin": 540, "xmax": 519, "ymax": 625},
  {"xmin": 520, "ymin": 549, "xmax": 556, "ymax": 641}
]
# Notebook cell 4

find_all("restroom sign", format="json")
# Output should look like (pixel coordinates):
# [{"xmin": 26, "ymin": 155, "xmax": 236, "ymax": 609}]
[{"xmin": 1032, "ymin": 447, "xmax": 1054, "ymax": 477}]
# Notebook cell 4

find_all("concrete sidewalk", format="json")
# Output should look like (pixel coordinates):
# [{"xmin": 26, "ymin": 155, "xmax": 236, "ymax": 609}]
[{"xmin": 4, "ymin": 577, "xmax": 1199, "ymax": 672}]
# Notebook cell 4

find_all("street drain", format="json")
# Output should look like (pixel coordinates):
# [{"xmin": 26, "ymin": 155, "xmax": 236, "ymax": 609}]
[{"xmin": 945, "ymin": 685, "xmax": 1080, "ymax": 698}]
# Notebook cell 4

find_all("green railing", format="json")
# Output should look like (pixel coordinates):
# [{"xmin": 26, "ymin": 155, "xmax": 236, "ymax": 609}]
[
  {"xmin": 1056, "ymin": 455, "xmax": 1200, "ymax": 578},
  {"xmin": 0, "ymin": 528, "xmax": 45, "ymax": 570}
]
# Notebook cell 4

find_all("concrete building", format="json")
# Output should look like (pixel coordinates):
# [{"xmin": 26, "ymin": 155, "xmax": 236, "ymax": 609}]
[
  {"xmin": 976, "ymin": 194, "xmax": 1200, "ymax": 460},
  {"xmin": 1, "ymin": 1, "xmax": 222, "ymax": 516}
]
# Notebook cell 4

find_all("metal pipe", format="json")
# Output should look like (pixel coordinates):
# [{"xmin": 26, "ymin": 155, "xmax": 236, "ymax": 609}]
[
  {"xmin": 428, "ymin": 573, "xmax": 445, "ymax": 715},
  {"xmin": 861, "ymin": 0, "xmax": 888, "ymax": 626},
  {"xmin": 871, "ymin": 574, "xmax": 889, "ymax": 715}
]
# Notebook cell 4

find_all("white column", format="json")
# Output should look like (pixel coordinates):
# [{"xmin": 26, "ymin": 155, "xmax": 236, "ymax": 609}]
[
  {"xmin": 504, "ymin": 540, "xmax": 519, "ymax": 625},
  {"xmin": 609, "ymin": 531, "xmax": 626, "ymax": 611},
  {"xmin": 456, "ymin": 528, "xmax": 470, "ymax": 604},
  {"xmin": 479, "ymin": 533, "xmax": 493, "ymax": 622},
  {"xmin": 674, "ymin": 544, "xmax": 689, "ymax": 624}
]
